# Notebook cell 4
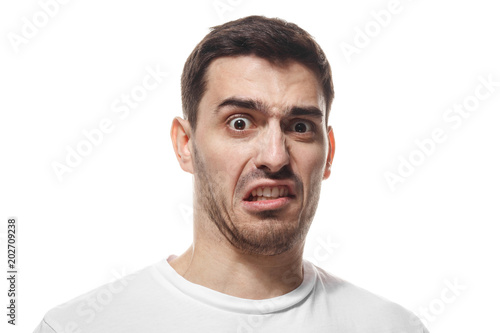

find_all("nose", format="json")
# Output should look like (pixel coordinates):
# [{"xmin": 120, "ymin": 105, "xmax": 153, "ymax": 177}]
[{"xmin": 254, "ymin": 122, "xmax": 290, "ymax": 173}]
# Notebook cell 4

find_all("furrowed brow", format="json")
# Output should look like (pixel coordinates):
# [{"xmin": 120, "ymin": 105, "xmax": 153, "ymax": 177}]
[{"xmin": 214, "ymin": 97, "xmax": 324, "ymax": 120}]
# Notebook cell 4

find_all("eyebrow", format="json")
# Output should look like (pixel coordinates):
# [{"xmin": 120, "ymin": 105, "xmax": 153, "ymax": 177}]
[
  {"xmin": 216, "ymin": 97, "xmax": 270, "ymax": 115},
  {"xmin": 287, "ymin": 105, "xmax": 324, "ymax": 118},
  {"xmin": 215, "ymin": 97, "xmax": 324, "ymax": 119}
]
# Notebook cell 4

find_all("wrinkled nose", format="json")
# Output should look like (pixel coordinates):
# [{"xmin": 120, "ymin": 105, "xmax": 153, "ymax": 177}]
[{"xmin": 254, "ymin": 123, "xmax": 290, "ymax": 173}]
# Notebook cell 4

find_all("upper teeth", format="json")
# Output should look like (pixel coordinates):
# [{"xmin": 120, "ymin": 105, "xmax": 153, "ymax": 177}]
[{"xmin": 251, "ymin": 186, "xmax": 289, "ymax": 199}]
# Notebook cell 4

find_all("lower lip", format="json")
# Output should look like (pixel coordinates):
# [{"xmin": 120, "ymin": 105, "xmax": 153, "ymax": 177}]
[{"xmin": 241, "ymin": 197, "xmax": 293, "ymax": 212}]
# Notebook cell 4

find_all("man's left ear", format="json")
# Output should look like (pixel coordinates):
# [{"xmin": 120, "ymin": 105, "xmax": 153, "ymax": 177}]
[{"xmin": 323, "ymin": 126, "xmax": 335, "ymax": 180}]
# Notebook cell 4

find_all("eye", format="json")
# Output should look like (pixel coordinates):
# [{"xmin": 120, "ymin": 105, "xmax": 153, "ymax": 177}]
[
  {"xmin": 228, "ymin": 117, "xmax": 252, "ymax": 130},
  {"xmin": 290, "ymin": 120, "xmax": 313, "ymax": 133}
]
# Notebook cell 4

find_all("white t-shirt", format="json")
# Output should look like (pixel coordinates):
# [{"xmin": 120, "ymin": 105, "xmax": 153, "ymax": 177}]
[{"xmin": 34, "ymin": 256, "xmax": 429, "ymax": 333}]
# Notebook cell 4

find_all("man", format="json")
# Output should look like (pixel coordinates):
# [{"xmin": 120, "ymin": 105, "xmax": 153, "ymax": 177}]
[{"xmin": 34, "ymin": 16, "xmax": 428, "ymax": 332}]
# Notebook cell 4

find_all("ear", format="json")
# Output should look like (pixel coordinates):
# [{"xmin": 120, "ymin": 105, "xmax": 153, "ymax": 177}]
[
  {"xmin": 170, "ymin": 117, "xmax": 194, "ymax": 174},
  {"xmin": 323, "ymin": 126, "xmax": 335, "ymax": 180}
]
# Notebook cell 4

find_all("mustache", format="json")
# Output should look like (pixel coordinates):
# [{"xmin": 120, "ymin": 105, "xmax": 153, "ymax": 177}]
[
  {"xmin": 259, "ymin": 165, "xmax": 295, "ymax": 180},
  {"xmin": 235, "ymin": 166, "xmax": 301, "ymax": 195}
]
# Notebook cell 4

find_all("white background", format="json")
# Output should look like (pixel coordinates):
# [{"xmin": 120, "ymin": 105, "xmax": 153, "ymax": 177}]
[{"xmin": 1, "ymin": 0, "xmax": 499, "ymax": 332}]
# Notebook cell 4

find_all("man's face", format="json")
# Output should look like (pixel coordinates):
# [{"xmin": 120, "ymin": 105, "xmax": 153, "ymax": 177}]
[{"xmin": 189, "ymin": 55, "xmax": 333, "ymax": 256}]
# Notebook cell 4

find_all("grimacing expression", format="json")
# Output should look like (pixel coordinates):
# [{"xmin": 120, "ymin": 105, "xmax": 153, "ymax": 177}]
[{"xmin": 189, "ymin": 55, "xmax": 333, "ymax": 256}]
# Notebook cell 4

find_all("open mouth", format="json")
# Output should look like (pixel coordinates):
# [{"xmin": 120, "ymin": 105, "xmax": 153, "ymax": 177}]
[{"xmin": 245, "ymin": 186, "xmax": 290, "ymax": 202}]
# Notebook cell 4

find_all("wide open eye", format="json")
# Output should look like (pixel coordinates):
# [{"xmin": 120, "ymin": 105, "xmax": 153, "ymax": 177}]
[
  {"xmin": 290, "ymin": 120, "xmax": 313, "ymax": 133},
  {"xmin": 229, "ymin": 117, "xmax": 252, "ymax": 130}
]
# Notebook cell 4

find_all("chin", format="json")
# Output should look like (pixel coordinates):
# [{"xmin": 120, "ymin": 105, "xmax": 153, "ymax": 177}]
[{"xmin": 231, "ymin": 216, "xmax": 306, "ymax": 256}]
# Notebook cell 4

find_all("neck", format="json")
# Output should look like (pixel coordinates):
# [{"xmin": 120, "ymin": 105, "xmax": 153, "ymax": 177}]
[{"xmin": 169, "ymin": 238, "xmax": 305, "ymax": 300}]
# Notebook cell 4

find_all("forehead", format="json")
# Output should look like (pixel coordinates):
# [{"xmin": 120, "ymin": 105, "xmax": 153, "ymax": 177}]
[{"xmin": 200, "ymin": 55, "xmax": 325, "ymax": 117}]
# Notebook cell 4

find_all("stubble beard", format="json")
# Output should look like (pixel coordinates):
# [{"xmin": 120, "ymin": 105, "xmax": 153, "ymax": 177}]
[{"xmin": 192, "ymin": 144, "xmax": 322, "ymax": 256}]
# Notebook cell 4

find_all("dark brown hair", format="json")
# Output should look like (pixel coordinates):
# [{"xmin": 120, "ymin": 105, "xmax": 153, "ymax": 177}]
[{"xmin": 181, "ymin": 15, "xmax": 334, "ymax": 131}]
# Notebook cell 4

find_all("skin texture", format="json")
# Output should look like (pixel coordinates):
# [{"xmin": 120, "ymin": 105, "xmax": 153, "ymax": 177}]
[{"xmin": 170, "ymin": 55, "xmax": 335, "ymax": 299}]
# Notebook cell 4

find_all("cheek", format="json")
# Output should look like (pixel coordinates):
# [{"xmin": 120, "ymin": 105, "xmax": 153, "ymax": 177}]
[
  {"xmin": 295, "ymin": 144, "xmax": 326, "ymax": 175},
  {"xmin": 293, "ymin": 145, "xmax": 327, "ymax": 196},
  {"xmin": 201, "ymin": 138, "xmax": 251, "ymax": 189}
]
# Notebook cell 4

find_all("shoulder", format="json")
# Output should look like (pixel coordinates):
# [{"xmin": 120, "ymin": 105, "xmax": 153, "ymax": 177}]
[
  {"xmin": 310, "ymin": 263, "xmax": 429, "ymax": 332},
  {"xmin": 33, "ymin": 319, "xmax": 57, "ymax": 333},
  {"xmin": 37, "ymin": 261, "xmax": 161, "ymax": 333}
]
